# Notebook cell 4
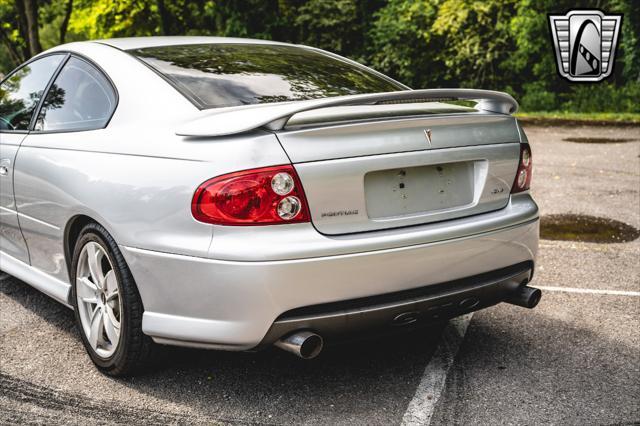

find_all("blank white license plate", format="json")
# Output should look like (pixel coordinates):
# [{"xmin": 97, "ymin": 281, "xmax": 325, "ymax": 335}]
[{"xmin": 364, "ymin": 162, "xmax": 475, "ymax": 219}]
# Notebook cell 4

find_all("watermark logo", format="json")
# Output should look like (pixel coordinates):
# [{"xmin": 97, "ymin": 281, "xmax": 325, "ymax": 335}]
[{"xmin": 549, "ymin": 10, "xmax": 622, "ymax": 82}]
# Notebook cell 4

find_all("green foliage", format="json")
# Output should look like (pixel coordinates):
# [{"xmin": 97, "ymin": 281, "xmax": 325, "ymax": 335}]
[
  {"xmin": 431, "ymin": 0, "xmax": 518, "ymax": 88},
  {"xmin": 368, "ymin": 0, "xmax": 444, "ymax": 87},
  {"xmin": 516, "ymin": 111, "xmax": 640, "ymax": 124},
  {"xmin": 68, "ymin": 0, "xmax": 159, "ymax": 39},
  {"xmin": 520, "ymin": 82, "xmax": 557, "ymax": 112},
  {"xmin": 0, "ymin": 0, "xmax": 638, "ymax": 114},
  {"xmin": 563, "ymin": 82, "xmax": 640, "ymax": 113},
  {"xmin": 292, "ymin": 0, "xmax": 360, "ymax": 54}
]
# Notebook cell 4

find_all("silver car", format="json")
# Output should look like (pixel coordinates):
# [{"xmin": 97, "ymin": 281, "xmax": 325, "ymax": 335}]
[{"xmin": 0, "ymin": 37, "xmax": 540, "ymax": 376}]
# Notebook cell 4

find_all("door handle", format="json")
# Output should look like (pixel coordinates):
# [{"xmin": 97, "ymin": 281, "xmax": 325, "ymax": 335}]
[{"xmin": 0, "ymin": 159, "xmax": 10, "ymax": 176}]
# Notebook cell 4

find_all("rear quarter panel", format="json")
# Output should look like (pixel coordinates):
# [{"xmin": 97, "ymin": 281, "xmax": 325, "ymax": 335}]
[{"xmin": 13, "ymin": 42, "xmax": 290, "ymax": 283}]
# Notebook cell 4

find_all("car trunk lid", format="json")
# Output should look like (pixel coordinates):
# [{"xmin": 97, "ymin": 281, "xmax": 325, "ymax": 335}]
[{"xmin": 276, "ymin": 109, "xmax": 522, "ymax": 235}]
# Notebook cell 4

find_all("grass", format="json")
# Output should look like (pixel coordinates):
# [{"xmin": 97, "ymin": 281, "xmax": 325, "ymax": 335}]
[{"xmin": 516, "ymin": 111, "xmax": 640, "ymax": 126}]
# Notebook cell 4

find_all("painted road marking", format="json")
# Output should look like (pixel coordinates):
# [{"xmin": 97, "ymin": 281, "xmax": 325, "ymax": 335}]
[
  {"xmin": 535, "ymin": 285, "xmax": 640, "ymax": 297},
  {"xmin": 401, "ymin": 283, "xmax": 638, "ymax": 426},
  {"xmin": 402, "ymin": 314, "xmax": 473, "ymax": 426}
]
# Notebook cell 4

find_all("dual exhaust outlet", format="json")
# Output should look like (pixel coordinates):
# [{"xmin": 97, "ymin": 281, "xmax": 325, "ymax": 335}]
[{"xmin": 273, "ymin": 285, "xmax": 541, "ymax": 359}]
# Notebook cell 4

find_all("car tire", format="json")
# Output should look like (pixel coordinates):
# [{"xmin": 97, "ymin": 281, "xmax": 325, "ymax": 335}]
[{"xmin": 70, "ymin": 222, "xmax": 154, "ymax": 376}]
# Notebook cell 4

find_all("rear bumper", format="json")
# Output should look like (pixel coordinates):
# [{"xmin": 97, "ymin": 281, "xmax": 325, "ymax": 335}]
[
  {"xmin": 259, "ymin": 262, "xmax": 533, "ymax": 347},
  {"xmin": 121, "ymin": 193, "xmax": 538, "ymax": 350}
]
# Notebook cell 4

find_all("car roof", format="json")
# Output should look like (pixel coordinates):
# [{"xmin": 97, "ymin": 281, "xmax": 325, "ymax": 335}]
[{"xmin": 94, "ymin": 36, "xmax": 291, "ymax": 51}]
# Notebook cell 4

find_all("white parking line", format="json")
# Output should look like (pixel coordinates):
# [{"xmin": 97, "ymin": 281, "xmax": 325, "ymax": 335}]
[
  {"xmin": 535, "ymin": 285, "xmax": 640, "ymax": 297},
  {"xmin": 402, "ymin": 313, "xmax": 473, "ymax": 426},
  {"xmin": 401, "ymin": 283, "xmax": 638, "ymax": 425}
]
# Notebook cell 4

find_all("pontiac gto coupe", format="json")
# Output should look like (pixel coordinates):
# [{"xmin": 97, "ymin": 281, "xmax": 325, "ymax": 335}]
[{"xmin": 0, "ymin": 37, "xmax": 540, "ymax": 375}]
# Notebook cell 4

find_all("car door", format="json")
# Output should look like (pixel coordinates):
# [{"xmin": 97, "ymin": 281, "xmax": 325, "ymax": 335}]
[
  {"xmin": 13, "ymin": 55, "xmax": 117, "ymax": 282},
  {"xmin": 0, "ymin": 54, "xmax": 66, "ymax": 265}
]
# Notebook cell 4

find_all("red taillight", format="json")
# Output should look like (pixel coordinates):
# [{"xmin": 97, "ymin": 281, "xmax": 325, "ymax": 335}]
[
  {"xmin": 192, "ymin": 165, "xmax": 310, "ymax": 225},
  {"xmin": 511, "ymin": 143, "xmax": 533, "ymax": 193}
]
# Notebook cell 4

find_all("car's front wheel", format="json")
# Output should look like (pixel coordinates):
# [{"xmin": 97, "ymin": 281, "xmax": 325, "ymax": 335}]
[{"xmin": 71, "ymin": 222, "xmax": 153, "ymax": 376}]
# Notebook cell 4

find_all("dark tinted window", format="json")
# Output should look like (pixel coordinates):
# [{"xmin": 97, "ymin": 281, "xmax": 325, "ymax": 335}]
[
  {"xmin": 35, "ymin": 57, "xmax": 116, "ymax": 132},
  {"xmin": 0, "ymin": 55, "xmax": 64, "ymax": 131},
  {"xmin": 129, "ymin": 44, "xmax": 404, "ymax": 109}
]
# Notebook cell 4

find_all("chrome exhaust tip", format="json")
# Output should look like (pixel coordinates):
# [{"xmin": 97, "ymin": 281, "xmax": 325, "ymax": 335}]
[{"xmin": 274, "ymin": 331, "xmax": 323, "ymax": 359}]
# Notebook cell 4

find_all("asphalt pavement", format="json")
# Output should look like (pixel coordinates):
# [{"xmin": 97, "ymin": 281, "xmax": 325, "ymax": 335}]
[{"xmin": 1, "ymin": 124, "xmax": 639, "ymax": 425}]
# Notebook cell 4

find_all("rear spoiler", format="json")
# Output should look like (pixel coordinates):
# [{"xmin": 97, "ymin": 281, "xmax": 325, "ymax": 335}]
[{"xmin": 176, "ymin": 89, "xmax": 518, "ymax": 137}]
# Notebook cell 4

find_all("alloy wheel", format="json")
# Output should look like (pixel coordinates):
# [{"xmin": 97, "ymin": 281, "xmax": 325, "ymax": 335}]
[{"xmin": 75, "ymin": 241, "xmax": 123, "ymax": 358}]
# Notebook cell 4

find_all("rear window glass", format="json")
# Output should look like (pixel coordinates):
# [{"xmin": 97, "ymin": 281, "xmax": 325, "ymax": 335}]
[{"xmin": 128, "ymin": 43, "xmax": 405, "ymax": 109}]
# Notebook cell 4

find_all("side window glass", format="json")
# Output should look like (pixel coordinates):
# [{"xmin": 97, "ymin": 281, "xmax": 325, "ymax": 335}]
[
  {"xmin": 0, "ymin": 55, "xmax": 64, "ymax": 131},
  {"xmin": 35, "ymin": 57, "xmax": 116, "ymax": 132}
]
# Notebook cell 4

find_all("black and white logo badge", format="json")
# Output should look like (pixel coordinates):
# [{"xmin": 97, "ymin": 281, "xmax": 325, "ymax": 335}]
[{"xmin": 549, "ymin": 10, "xmax": 622, "ymax": 82}]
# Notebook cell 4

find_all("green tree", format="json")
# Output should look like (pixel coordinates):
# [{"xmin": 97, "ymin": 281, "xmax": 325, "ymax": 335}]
[
  {"xmin": 368, "ymin": 0, "xmax": 445, "ymax": 87},
  {"xmin": 1, "ymin": 0, "xmax": 75, "ymax": 70},
  {"xmin": 1, "ymin": 0, "xmax": 638, "ymax": 113},
  {"xmin": 431, "ymin": 0, "xmax": 519, "ymax": 89},
  {"xmin": 68, "ymin": 0, "xmax": 158, "ymax": 39}
]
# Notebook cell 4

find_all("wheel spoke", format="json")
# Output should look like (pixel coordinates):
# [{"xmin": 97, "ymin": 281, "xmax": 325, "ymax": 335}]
[
  {"xmin": 106, "ymin": 290, "xmax": 119, "ymax": 303},
  {"xmin": 86, "ymin": 243, "xmax": 105, "ymax": 289},
  {"xmin": 105, "ymin": 302, "xmax": 120, "ymax": 327},
  {"xmin": 104, "ymin": 270, "xmax": 118, "ymax": 299},
  {"xmin": 103, "ymin": 311, "xmax": 120, "ymax": 344},
  {"xmin": 77, "ymin": 277, "xmax": 98, "ymax": 300},
  {"xmin": 88, "ymin": 306, "xmax": 103, "ymax": 350}
]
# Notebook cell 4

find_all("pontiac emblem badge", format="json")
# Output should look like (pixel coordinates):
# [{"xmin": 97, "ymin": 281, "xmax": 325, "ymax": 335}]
[
  {"xmin": 549, "ymin": 10, "xmax": 622, "ymax": 82},
  {"xmin": 424, "ymin": 129, "xmax": 432, "ymax": 147}
]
